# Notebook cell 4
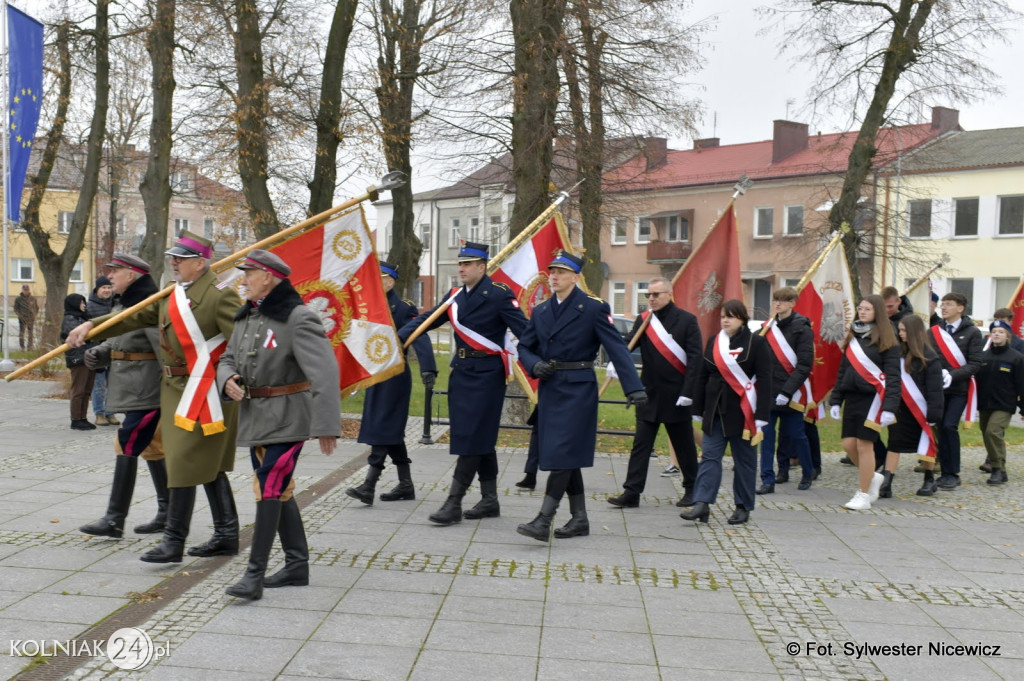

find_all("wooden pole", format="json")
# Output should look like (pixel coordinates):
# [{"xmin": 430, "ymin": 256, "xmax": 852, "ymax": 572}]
[
  {"xmin": 5, "ymin": 174, "xmax": 405, "ymax": 382},
  {"xmin": 901, "ymin": 261, "xmax": 944, "ymax": 297}
]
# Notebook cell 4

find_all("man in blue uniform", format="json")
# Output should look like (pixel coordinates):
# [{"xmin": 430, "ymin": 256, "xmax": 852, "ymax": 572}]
[
  {"xmin": 347, "ymin": 262, "xmax": 437, "ymax": 504},
  {"xmin": 516, "ymin": 251, "xmax": 646, "ymax": 542},
  {"xmin": 398, "ymin": 242, "xmax": 528, "ymax": 525}
]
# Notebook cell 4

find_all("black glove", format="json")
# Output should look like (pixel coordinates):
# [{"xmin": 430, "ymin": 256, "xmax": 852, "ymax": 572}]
[
  {"xmin": 625, "ymin": 390, "xmax": 648, "ymax": 409},
  {"xmin": 421, "ymin": 371, "xmax": 437, "ymax": 389},
  {"xmin": 532, "ymin": 360, "xmax": 556, "ymax": 380},
  {"xmin": 84, "ymin": 348, "xmax": 102, "ymax": 371}
]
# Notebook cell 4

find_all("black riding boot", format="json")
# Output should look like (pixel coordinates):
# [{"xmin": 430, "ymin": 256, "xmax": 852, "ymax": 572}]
[
  {"xmin": 188, "ymin": 473, "xmax": 239, "ymax": 557},
  {"xmin": 226, "ymin": 500, "xmax": 282, "ymax": 601},
  {"xmin": 553, "ymin": 494, "xmax": 589, "ymax": 538},
  {"xmin": 379, "ymin": 463, "xmax": 415, "ymax": 501},
  {"xmin": 429, "ymin": 479, "xmax": 468, "ymax": 525},
  {"xmin": 134, "ymin": 459, "xmax": 168, "ymax": 534},
  {"xmin": 463, "ymin": 479, "xmax": 500, "ymax": 519},
  {"xmin": 346, "ymin": 466, "xmax": 381, "ymax": 505},
  {"xmin": 264, "ymin": 497, "xmax": 310, "ymax": 588},
  {"xmin": 140, "ymin": 486, "xmax": 195, "ymax": 563},
  {"xmin": 80, "ymin": 455, "xmax": 138, "ymax": 538},
  {"xmin": 879, "ymin": 471, "xmax": 895, "ymax": 499},
  {"xmin": 517, "ymin": 495, "xmax": 559, "ymax": 542}
]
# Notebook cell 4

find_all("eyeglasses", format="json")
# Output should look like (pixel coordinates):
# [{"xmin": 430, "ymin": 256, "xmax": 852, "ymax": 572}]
[{"xmin": 647, "ymin": 291, "xmax": 669, "ymax": 298}]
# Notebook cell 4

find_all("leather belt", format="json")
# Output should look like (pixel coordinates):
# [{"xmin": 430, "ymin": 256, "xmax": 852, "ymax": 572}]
[
  {"xmin": 550, "ymin": 360, "xmax": 594, "ymax": 370},
  {"xmin": 246, "ymin": 381, "xmax": 311, "ymax": 398},
  {"xmin": 456, "ymin": 348, "xmax": 492, "ymax": 359},
  {"xmin": 112, "ymin": 351, "xmax": 157, "ymax": 361},
  {"xmin": 163, "ymin": 365, "xmax": 188, "ymax": 377}
]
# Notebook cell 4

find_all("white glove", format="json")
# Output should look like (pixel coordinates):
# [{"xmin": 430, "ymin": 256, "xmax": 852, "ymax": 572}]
[
  {"xmin": 880, "ymin": 411, "xmax": 896, "ymax": 427},
  {"xmin": 755, "ymin": 419, "xmax": 769, "ymax": 431},
  {"xmin": 775, "ymin": 394, "xmax": 789, "ymax": 407},
  {"xmin": 830, "ymin": 405, "xmax": 841, "ymax": 420},
  {"xmin": 692, "ymin": 415, "xmax": 703, "ymax": 423},
  {"xmin": 676, "ymin": 396, "xmax": 693, "ymax": 407},
  {"xmin": 606, "ymin": 362, "xmax": 618, "ymax": 379},
  {"xmin": 941, "ymin": 369, "xmax": 952, "ymax": 389}
]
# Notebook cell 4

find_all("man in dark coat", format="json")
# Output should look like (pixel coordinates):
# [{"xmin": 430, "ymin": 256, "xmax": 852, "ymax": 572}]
[
  {"xmin": 397, "ymin": 241, "xmax": 528, "ymax": 525},
  {"xmin": 87, "ymin": 275, "xmax": 119, "ymax": 426},
  {"xmin": 757, "ymin": 287, "xmax": 816, "ymax": 493},
  {"xmin": 607, "ymin": 276, "xmax": 702, "ymax": 508},
  {"xmin": 516, "ymin": 251, "xmax": 646, "ymax": 541},
  {"xmin": 14, "ymin": 284, "xmax": 38, "ymax": 350},
  {"xmin": 347, "ymin": 261, "xmax": 436, "ymax": 504}
]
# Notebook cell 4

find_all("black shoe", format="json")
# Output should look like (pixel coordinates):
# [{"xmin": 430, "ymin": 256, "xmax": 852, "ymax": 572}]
[
  {"xmin": 680, "ymin": 501, "xmax": 709, "ymax": 523},
  {"xmin": 345, "ymin": 467, "xmax": 381, "ymax": 506},
  {"xmin": 839, "ymin": 456, "xmax": 854, "ymax": 466},
  {"xmin": 916, "ymin": 478, "xmax": 938, "ymax": 496},
  {"xmin": 755, "ymin": 483, "xmax": 774, "ymax": 495},
  {"xmin": 464, "ymin": 479, "xmax": 500, "ymax": 519},
  {"xmin": 515, "ymin": 472, "xmax": 537, "ymax": 490},
  {"xmin": 798, "ymin": 480, "xmax": 812, "ymax": 491},
  {"xmin": 606, "ymin": 492, "xmax": 640, "ymax": 508},
  {"xmin": 226, "ymin": 500, "xmax": 282, "ymax": 601},
  {"xmin": 878, "ymin": 471, "xmax": 894, "ymax": 499},
  {"xmin": 517, "ymin": 496, "xmax": 559, "ymax": 542},
  {"xmin": 727, "ymin": 507, "xmax": 750, "ymax": 525},
  {"xmin": 936, "ymin": 474, "xmax": 961, "ymax": 490},
  {"xmin": 71, "ymin": 419, "xmax": 97, "ymax": 430},
  {"xmin": 813, "ymin": 467, "xmax": 821, "ymax": 480},
  {"xmin": 775, "ymin": 472, "xmax": 789, "ymax": 484},
  {"xmin": 134, "ymin": 459, "xmax": 168, "ymax": 534},
  {"xmin": 675, "ymin": 488, "xmax": 695, "ymax": 507},
  {"xmin": 379, "ymin": 462, "xmax": 415, "ymax": 501},
  {"xmin": 429, "ymin": 479, "xmax": 468, "ymax": 525},
  {"xmin": 188, "ymin": 473, "xmax": 239, "ymax": 557},
  {"xmin": 264, "ymin": 498, "xmax": 309, "ymax": 588},
  {"xmin": 140, "ymin": 486, "xmax": 195, "ymax": 563},
  {"xmin": 80, "ymin": 455, "xmax": 137, "ymax": 539},
  {"xmin": 553, "ymin": 494, "xmax": 589, "ymax": 538},
  {"xmin": 987, "ymin": 469, "xmax": 1008, "ymax": 485}
]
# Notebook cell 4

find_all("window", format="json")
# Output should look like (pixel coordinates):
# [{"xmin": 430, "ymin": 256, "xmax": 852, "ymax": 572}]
[
  {"xmin": 782, "ymin": 278, "xmax": 801, "ymax": 288},
  {"xmin": 634, "ymin": 281, "xmax": 649, "ymax": 315},
  {"xmin": 413, "ymin": 279, "xmax": 424, "ymax": 308},
  {"xmin": 11, "ymin": 258, "xmax": 33, "ymax": 281},
  {"xmin": 448, "ymin": 218, "xmax": 460, "ymax": 248},
  {"xmin": 753, "ymin": 280, "xmax": 772, "ymax": 320},
  {"xmin": 170, "ymin": 172, "xmax": 191, "ymax": 191},
  {"xmin": 755, "ymin": 207, "xmax": 773, "ymax": 238},
  {"xmin": 58, "ymin": 211, "xmax": 74, "ymax": 234},
  {"xmin": 419, "ymin": 223, "xmax": 431, "ymax": 250},
  {"xmin": 610, "ymin": 282, "xmax": 626, "ymax": 315},
  {"xmin": 994, "ymin": 278, "xmax": 1020, "ymax": 312},
  {"xmin": 488, "ymin": 215, "xmax": 502, "ymax": 246},
  {"xmin": 953, "ymin": 197, "xmax": 979, "ymax": 237},
  {"xmin": 908, "ymin": 199, "xmax": 931, "ymax": 238},
  {"xmin": 69, "ymin": 260, "xmax": 84, "ymax": 283},
  {"xmin": 998, "ymin": 195, "xmax": 1024, "ymax": 235},
  {"xmin": 948, "ymin": 278, "xmax": 974, "ymax": 316},
  {"xmin": 468, "ymin": 217, "xmax": 481, "ymax": 242},
  {"xmin": 667, "ymin": 215, "xmax": 689, "ymax": 241},
  {"xmin": 449, "ymin": 274, "xmax": 460, "ymax": 289},
  {"xmin": 174, "ymin": 218, "xmax": 190, "ymax": 235},
  {"xmin": 203, "ymin": 218, "xmax": 215, "ymax": 239},
  {"xmin": 611, "ymin": 218, "xmax": 627, "ymax": 245},
  {"xmin": 784, "ymin": 205, "xmax": 804, "ymax": 236},
  {"xmin": 635, "ymin": 218, "xmax": 651, "ymax": 244}
]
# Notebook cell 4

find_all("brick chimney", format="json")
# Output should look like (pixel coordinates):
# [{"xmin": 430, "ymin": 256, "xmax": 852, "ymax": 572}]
[
  {"xmin": 644, "ymin": 137, "xmax": 668, "ymax": 170},
  {"xmin": 930, "ymin": 106, "xmax": 960, "ymax": 133},
  {"xmin": 772, "ymin": 120, "xmax": 809, "ymax": 163},
  {"xmin": 693, "ymin": 138, "xmax": 720, "ymax": 151}
]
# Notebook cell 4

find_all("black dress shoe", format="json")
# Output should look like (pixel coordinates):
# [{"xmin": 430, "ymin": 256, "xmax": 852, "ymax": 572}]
[
  {"xmin": 813, "ymin": 467, "xmax": 821, "ymax": 480},
  {"xmin": 755, "ymin": 483, "xmax": 774, "ymax": 495},
  {"xmin": 916, "ymin": 479, "xmax": 939, "ymax": 496},
  {"xmin": 797, "ymin": 480, "xmax": 812, "ymax": 491},
  {"xmin": 987, "ymin": 469, "xmax": 1008, "ymax": 485},
  {"xmin": 680, "ymin": 501, "xmax": 709, "ymax": 523},
  {"xmin": 840, "ymin": 456, "xmax": 854, "ymax": 466},
  {"xmin": 675, "ymin": 488, "xmax": 695, "ymax": 507},
  {"xmin": 936, "ymin": 474, "xmax": 961, "ymax": 490},
  {"xmin": 727, "ymin": 507, "xmax": 750, "ymax": 525},
  {"xmin": 775, "ymin": 472, "xmax": 789, "ymax": 484},
  {"xmin": 515, "ymin": 473, "xmax": 537, "ymax": 490},
  {"xmin": 606, "ymin": 493, "xmax": 639, "ymax": 508}
]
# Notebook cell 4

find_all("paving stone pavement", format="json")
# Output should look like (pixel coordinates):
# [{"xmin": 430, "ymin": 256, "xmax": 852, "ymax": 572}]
[{"xmin": 2, "ymin": 378, "xmax": 1024, "ymax": 680}]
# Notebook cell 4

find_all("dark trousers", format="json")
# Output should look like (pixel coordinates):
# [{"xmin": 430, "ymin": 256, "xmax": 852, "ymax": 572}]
[
  {"xmin": 805, "ymin": 421, "xmax": 821, "ymax": 470},
  {"xmin": 117, "ymin": 409, "xmax": 160, "ymax": 458},
  {"xmin": 938, "ymin": 393, "xmax": 967, "ymax": 477},
  {"xmin": 367, "ymin": 444, "xmax": 411, "ymax": 470},
  {"xmin": 453, "ymin": 453, "xmax": 499, "ymax": 485},
  {"xmin": 693, "ymin": 418, "xmax": 758, "ymax": 511},
  {"xmin": 19, "ymin": 320, "xmax": 34, "ymax": 350},
  {"xmin": 760, "ymin": 410, "xmax": 813, "ymax": 484},
  {"xmin": 544, "ymin": 468, "xmax": 584, "ymax": 502},
  {"xmin": 523, "ymin": 426, "xmax": 539, "ymax": 475},
  {"xmin": 69, "ymin": 366, "xmax": 96, "ymax": 420},
  {"xmin": 251, "ymin": 442, "xmax": 305, "ymax": 500},
  {"xmin": 624, "ymin": 418, "xmax": 698, "ymax": 495}
]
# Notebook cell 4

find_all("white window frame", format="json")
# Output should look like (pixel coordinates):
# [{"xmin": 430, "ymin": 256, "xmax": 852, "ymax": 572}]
[
  {"xmin": 634, "ymin": 281, "xmax": 649, "ymax": 315},
  {"xmin": 69, "ymin": 260, "xmax": 84, "ymax": 283},
  {"xmin": 635, "ymin": 218, "xmax": 651, "ymax": 245},
  {"xmin": 947, "ymin": 278, "xmax": 975, "ymax": 316},
  {"xmin": 754, "ymin": 207, "xmax": 773, "ymax": 238},
  {"xmin": 487, "ymin": 214, "xmax": 502, "ymax": 246},
  {"xmin": 11, "ymin": 258, "xmax": 34, "ymax": 281},
  {"xmin": 610, "ymin": 281, "xmax": 626, "ymax": 315},
  {"xmin": 174, "ymin": 218, "xmax": 190, "ymax": 235},
  {"xmin": 419, "ymin": 223, "xmax": 431, "ymax": 250},
  {"xmin": 997, "ymin": 195, "xmax": 1024, "ymax": 237},
  {"xmin": 448, "ymin": 218, "xmax": 461, "ymax": 248},
  {"xmin": 58, "ymin": 211, "xmax": 74, "ymax": 234},
  {"xmin": 907, "ymin": 199, "xmax": 932, "ymax": 239},
  {"xmin": 611, "ymin": 217, "xmax": 627, "ymax": 245},
  {"xmin": 782, "ymin": 278, "xmax": 801, "ymax": 288},
  {"xmin": 170, "ymin": 172, "xmax": 191, "ymax": 192},
  {"xmin": 203, "ymin": 217, "xmax": 215, "ymax": 239},
  {"xmin": 468, "ymin": 217, "xmax": 481, "ymax": 242},
  {"xmin": 953, "ymin": 197, "xmax": 979, "ymax": 238},
  {"xmin": 664, "ymin": 215, "xmax": 690, "ymax": 242},
  {"xmin": 783, "ymin": 205, "xmax": 804, "ymax": 236}
]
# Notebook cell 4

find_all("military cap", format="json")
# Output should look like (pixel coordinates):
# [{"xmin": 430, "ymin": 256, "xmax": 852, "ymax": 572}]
[
  {"xmin": 107, "ymin": 253, "xmax": 151, "ymax": 274},
  {"xmin": 457, "ymin": 241, "xmax": 489, "ymax": 263},
  {"xmin": 165, "ymin": 230, "xmax": 213, "ymax": 259},
  {"xmin": 380, "ymin": 261, "xmax": 399, "ymax": 280},
  {"xmin": 548, "ymin": 250, "xmax": 584, "ymax": 273},
  {"xmin": 236, "ymin": 249, "xmax": 291, "ymax": 278}
]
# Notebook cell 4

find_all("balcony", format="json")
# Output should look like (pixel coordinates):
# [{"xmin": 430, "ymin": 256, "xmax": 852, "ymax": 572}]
[{"xmin": 646, "ymin": 240, "xmax": 691, "ymax": 264}]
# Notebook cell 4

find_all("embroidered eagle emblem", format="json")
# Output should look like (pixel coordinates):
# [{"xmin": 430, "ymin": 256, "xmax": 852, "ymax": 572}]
[{"xmin": 697, "ymin": 271, "xmax": 723, "ymax": 314}]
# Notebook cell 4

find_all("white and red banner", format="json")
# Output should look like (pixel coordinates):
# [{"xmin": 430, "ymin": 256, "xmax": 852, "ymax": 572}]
[
  {"xmin": 672, "ymin": 204, "xmax": 743, "ymax": 344},
  {"xmin": 168, "ymin": 284, "xmax": 228, "ymax": 435},
  {"xmin": 930, "ymin": 325, "xmax": 979, "ymax": 424},
  {"xmin": 270, "ymin": 207, "xmax": 404, "ymax": 394},
  {"xmin": 765, "ymin": 323, "xmax": 811, "ymax": 410},
  {"xmin": 642, "ymin": 309, "xmax": 687, "ymax": 375},
  {"xmin": 793, "ymin": 242, "xmax": 854, "ymax": 420},
  {"xmin": 846, "ymin": 337, "xmax": 887, "ymax": 431},
  {"xmin": 900, "ymin": 358, "xmax": 937, "ymax": 460},
  {"xmin": 713, "ymin": 329, "xmax": 761, "ymax": 443}
]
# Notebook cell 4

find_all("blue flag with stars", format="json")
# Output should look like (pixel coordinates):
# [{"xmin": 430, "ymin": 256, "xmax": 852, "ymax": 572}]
[{"xmin": 7, "ymin": 6, "xmax": 44, "ymax": 223}]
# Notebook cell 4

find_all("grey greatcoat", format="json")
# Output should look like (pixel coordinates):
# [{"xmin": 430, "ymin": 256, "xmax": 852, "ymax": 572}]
[{"xmin": 217, "ymin": 279, "xmax": 341, "ymax": 447}]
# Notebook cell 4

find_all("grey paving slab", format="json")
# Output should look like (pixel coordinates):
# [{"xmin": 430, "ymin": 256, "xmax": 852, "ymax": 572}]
[
  {"xmin": 333, "ymin": 587, "xmax": 444, "ymax": 618},
  {"xmin": 654, "ymin": 633, "xmax": 776, "ymax": 672},
  {"xmin": 2, "ymin": 592, "xmax": 130, "ymax": 624},
  {"xmin": 281, "ymin": 641, "xmax": 419, "ymax": 680},
  {"xmin": 410, "ymin": 649, "xmax": 537, "ymax": 681},
  {"xmin": 540, "ymin": 626, "xmax": 655, "ymax": 665},
  {"xmin": 542, "ymin": 601, "xmax": 649, "ymax": 633},
  {"xmin": 437, "ymin": 594, "xmax": 544, "ymax": 627},
  {"xmin": 141, "ymin": 665, "xmax": 279, "ymax": 681},
  {"xmin": 202, "ymin": 605, "xmax": 328, "ymax": 640},
  {"xmin": 310, "ymin": 611, "xmax": 434, "ymax": 647},
  {"xmin": 424, "ymin": 619, "xmax": 540, "ymax": 657},
  {"xmin": 536, "ymin": 658, "xmax": 661, "ymax": 681}
]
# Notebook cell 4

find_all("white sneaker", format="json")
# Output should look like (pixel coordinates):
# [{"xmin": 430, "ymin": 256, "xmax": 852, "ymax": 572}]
[
  {"xmin": 660, "ymin": 465, "xmax": 681, "ymax": 477},
  {"xmin": 844, "ymin": 491, "xmax": 871, "ymax": 511},
  {"xmin": 868, "ymin": 472, "xmax": 884, "ymax": 502}
]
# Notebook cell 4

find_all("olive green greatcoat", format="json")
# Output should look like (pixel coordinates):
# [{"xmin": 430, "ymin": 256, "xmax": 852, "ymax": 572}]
[{"xmin": 92, "ymin": 270, "xmax": 241, "ymax": 487}]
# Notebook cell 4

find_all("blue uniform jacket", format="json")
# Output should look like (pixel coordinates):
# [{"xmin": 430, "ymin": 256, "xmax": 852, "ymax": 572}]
[
  {"xmin": 359, "ymin": 289, "xmax": 437, "ymax": 445},
  {"xmin": 398, "ymin": 275, "xmax": 528, "ymax": 455},
  {"xmin": 518, "ymin": 286, "xmax": 643, "ymax": 471}
]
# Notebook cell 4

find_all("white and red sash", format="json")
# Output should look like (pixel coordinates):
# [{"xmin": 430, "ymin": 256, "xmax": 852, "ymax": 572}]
[
  {"xmin": 845, "ymin": 337, "xmax": 887, "ymax": 432},
  {"xmin": 712, "ymin": 330, "xmax": 761, "ymax": 443},
  {"xmin": 641, "ymin": 310, "xmax": 687, "ymax": 375},
  {"xmin": 765, "ymin": 321, "xmax": 812, "ymax": 412},
  {"xmin": 167, "ymin": 285, "xmax": 227, "ymax": 435},
  {"xmin": 900, "ymin": 358, "xmax": 937, "ymax": 460},
  {"xmin": 930, "ymin": 325, "xmax": 978, "ymax": 424},
  {"xmin": 447, "ymin": 288, "xmax": 514, "ymax": 378}
]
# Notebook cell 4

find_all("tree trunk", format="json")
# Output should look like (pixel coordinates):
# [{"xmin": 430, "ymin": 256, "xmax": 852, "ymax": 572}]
[
  {"xmin": 508, "ymin": 0, "xmax": 566, "ymax": 237},
  {"xmin": 139, "ymin": 0, "xmax": 176, "ymax": 282},
  {"xmin": 307, "ymin": 0, "xmax": 358, "ymax": 216}
]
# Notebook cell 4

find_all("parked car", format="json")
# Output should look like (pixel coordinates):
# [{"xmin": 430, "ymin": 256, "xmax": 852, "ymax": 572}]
[{"xmin": 598, "ymin": 315, "xmax": 643, "ymax": 368}]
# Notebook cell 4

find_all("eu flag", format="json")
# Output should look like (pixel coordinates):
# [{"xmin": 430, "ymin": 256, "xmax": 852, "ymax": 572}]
[{"xmin": 7, "ymin": 6, "xmax": 44, "ymax": 223}]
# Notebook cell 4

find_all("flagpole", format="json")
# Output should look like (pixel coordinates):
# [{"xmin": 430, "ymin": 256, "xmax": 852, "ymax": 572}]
[
  {"xmin": 4, "ymin": 172, "xmax": 407, "ymax": 382},
  {"xmin": 1, "ymin": 0, "xmax": 13, "ymax": 373},
  {"xmin": 901, "ymin": 261, "xmax": 943, "ymax": 297}
]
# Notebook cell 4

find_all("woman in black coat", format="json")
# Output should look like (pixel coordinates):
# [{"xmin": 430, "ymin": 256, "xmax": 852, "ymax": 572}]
[
  {"xmin": 883, "ymin": 315, "xmax": 943, "ymax": 497},
  {"xmin": 61, "ymin": 293, "xmax": 97, "ymax": 430},
  {"xmin": 829, "ymin": 294, "xmax": 901, "ymax": 511}
]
